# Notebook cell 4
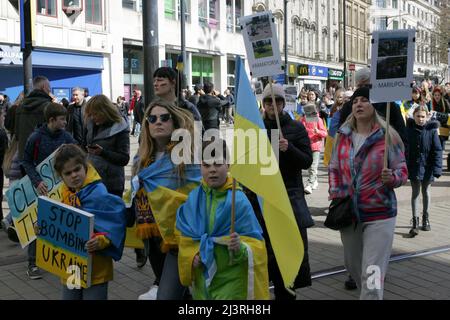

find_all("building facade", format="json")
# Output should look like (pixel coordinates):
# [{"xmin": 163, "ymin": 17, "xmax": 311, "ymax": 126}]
[
  {"xmin": 252, "ymin": 0, "xmax": 346, "ymax": 92},
  {"xmin": 120, "ymin": 0, "xmax": 252, "ymax": 101},
  {"xmin": 340, "ymin": 0, "xmax": 372, "ymax": 88},
  {"xmin": 370, "ymin": 0, "xmax": 447, "ymax": 84},
  {"xmin": 0, "ymin": 0, "xmax": 123, "ymax": 101}
]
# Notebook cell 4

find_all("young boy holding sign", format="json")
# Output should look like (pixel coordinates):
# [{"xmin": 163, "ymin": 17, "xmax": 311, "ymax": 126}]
[
  {"xmin": 52, "ymin": 144, "xmax": 126, "ymax": 300},
  {"xmin": 21, "ymin": 103, "xmax": 76, "ymax": 279},
  {"xmin": 176, "ymin": 140, "xmax": 269, "ymax": 300}
]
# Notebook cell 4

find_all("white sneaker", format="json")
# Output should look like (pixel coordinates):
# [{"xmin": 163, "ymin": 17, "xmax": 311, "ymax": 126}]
[
  {"xmin": 312, "ymin": 181, "xmax": 319, "ymax": 190},
  {"xmin": 138, "ymin": 285, "xmax": 158, "ymax": 300},
  {"xmin": 304, "ymin": 186, "xmax": 312, "ymax": 194}
]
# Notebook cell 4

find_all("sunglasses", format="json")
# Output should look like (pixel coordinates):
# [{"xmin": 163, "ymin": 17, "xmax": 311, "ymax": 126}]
[
  {"xmin": 263, "ymin": 97, "xmax": 284, "ymax": 105},
  {"xmin": 147, "ymin": 113, "xmax": 172, "ymax": 124}
]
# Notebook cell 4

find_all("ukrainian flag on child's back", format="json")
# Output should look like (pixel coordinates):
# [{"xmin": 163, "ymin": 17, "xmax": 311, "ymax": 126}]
[{"xmin": 230, "ymin": 58, "xmax": 304, "ymax": 288}]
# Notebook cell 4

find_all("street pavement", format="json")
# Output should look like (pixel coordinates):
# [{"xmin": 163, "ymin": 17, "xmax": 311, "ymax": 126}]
[{"xmin": 1, "ymin": 127, "xmax": 450, "ymax": 300}]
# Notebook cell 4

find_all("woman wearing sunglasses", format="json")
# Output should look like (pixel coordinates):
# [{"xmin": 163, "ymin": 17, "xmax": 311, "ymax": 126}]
[
  {"xmin": 129, "ymin": 98, "xmax": 202, "ymax": 300},
  {"xmin": 84, "ymin": 94, "xmax": 130, "ymax": 198}
]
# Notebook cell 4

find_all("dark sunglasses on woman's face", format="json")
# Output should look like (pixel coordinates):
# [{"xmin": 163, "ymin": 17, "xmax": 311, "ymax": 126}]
[{"xmin": 147, "ymin": 113, "xmax": 172, "ymax": 124}]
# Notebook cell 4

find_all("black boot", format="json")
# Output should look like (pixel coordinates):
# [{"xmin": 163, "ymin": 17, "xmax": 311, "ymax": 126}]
[
  {"xmin": 408, "ymin": 217, "xmax": 420, "ymax": 237},
  {"xmin": 422, "ymin": 213, "xmax": 431, "ymax": 231}
]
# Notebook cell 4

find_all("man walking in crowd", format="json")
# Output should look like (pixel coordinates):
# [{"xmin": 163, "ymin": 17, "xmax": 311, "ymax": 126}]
[
  {"xmin": 67, "ymin": 87, "xmax": 87, "ymax": 145},
  {"xmin": 197, "ymin": 82, "xmax": 228, "ymax": 131},
  {"xmin": 15, "ymin": 76, "xmax": 53, "ymax": 162},
  {"xmin": 130, "ymin": 89, "xmax": 144, "ymax": 137}
]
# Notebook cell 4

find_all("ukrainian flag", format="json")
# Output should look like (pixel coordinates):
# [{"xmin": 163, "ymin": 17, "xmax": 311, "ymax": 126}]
[
  {"xmin": 230, "ymin": 58, "xmax": 304, "ymax": 288},
  {"xmin": 126, "ymin": 154, "xmax": 201, "ymax": 247}
]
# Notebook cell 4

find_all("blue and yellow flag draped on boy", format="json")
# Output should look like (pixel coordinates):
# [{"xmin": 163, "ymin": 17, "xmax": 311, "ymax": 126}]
[
  {"xmin": 230, "ymin": 58, "xmax": 304, "ymax": 288},
  {"xmin": 125, "ymin": 153, "xmax": 201, "ymax": 249},
  {"xmin": 176, "ymin": 177, "xmax": 269, "ymax": 299}
]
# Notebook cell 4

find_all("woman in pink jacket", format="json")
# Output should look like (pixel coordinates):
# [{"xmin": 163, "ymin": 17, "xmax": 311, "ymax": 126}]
[{"xmin": 300, "ymin": 102, "xmax": 328, "ymax": 194}]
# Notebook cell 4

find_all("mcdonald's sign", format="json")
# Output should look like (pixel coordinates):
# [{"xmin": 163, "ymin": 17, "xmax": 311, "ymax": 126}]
[{"xmin": 298, "ymin": 64, "xmax": 309, "ymax": 76}]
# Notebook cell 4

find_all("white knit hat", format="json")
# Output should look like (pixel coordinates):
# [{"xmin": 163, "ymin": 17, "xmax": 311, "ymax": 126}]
[{"xmin": 262, "ymin": 83, "xmax": 285, "ymax": 101}]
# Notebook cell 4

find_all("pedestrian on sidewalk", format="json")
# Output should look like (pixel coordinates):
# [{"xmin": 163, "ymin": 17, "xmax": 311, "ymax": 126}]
[
  {"xmin": 406, "ymin": 106, "xmax": 442, "ymax": 237},
  {"xmin": 300, "ymin": 102, "xmax": 327, "ymax": 194},
  {"xmin": 130, "ymin": 99, "xmax": 201, "ymax": 300},
  {"xmin": 328, "ymin": 87, "xmax": 408, "ymax": 300},
  {"xmin": 257, "ymin": 83, "xmax": 314, "ymax": 300},
  {"xmin": 21, "ymin": 103, "xmax": 76, "ymax": 280},
  {"xmin": 0, "ymin": 108, "xmax": 8, "ymax": 227},
  {"xmin": 52, "ymin": 144, "xmax": 126, "ymax": 300}
]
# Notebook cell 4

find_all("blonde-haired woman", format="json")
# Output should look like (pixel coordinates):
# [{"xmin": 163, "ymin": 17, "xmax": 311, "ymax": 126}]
[
  {"xmin": 130, "ymin": 98, "xmax": 201, "ymax": 300},
  {"xmin": 328, "ymin": 87, "xmax": 408, "ymax": 300},
  {"xmin": 84, "ymin": 94, "xmax": 130, "ymax": 197}
]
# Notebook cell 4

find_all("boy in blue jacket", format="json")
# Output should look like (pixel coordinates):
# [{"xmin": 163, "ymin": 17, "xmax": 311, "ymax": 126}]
[{"xmin": 21, "ymin": 102, "xmax": 76, "ymax": 279}]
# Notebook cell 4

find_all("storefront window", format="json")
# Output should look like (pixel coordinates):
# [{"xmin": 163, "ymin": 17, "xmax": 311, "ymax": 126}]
[
  {"xmin": 85, "ymin": 0, "xmax": 102, "ymax": 25},
  {"xmin": 192, "ymin": 56, "xmax": 213, "ymax": 86},
  {"xmin": 123, "ymin": 46, "xmax": 144, "ymax": 94},
  {"xmin": 37, "ymin": 0, "xmax": 57, "ymax": 17}
]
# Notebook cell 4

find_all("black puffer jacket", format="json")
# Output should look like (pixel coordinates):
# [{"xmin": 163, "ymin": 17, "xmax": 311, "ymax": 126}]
[
  {"xmin": 197, "ymin": 95, "xmax": 224, "ymax": 130},
  {"xmin": 14, "ymin": 89, "xmax": 52, "ymax": 160},
  {"xmin": 85, "ymin": 118, "xmax": 130, "ymax": 195},
  {"xmin": 263, "ymin": 112, "xmax": 314, "ymax": 229}
]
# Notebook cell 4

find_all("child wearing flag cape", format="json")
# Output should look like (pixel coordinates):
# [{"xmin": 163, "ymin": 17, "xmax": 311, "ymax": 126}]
[
  {"xmin": 176, "ymin": 140, "xmax": 269, "ymax": 300},
  {"xmin": 52, "ymin": 144, "xmax": 127, "ymax": 300}
]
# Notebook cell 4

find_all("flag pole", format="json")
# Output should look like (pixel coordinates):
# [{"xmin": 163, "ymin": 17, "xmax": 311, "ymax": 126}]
[
  {"xmin": 383, "ymin": 102, "xmax": 391, "ymax": 168},
  {"xmin": 229, "ymin": 178, "xmax": 237, "ymax": 265},
  {"xmin": 269, "ymin": 77, "xmax": 284, "ymax": 139}
]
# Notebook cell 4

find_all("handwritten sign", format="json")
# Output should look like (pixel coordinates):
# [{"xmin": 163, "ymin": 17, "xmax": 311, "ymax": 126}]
[
  {"xmin": 36, "ymin": 197, "xmax": 94, "ymax": 288},
  {"xmin": 240, "ymin": 11, "xmax": 283, "ymax": 78},
  {"xmin": 5, "ymin": 151, "xmax": 63, "ymax": 248}
]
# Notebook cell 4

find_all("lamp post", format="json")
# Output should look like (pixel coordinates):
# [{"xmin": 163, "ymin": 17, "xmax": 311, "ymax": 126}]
[
  {"xmin": 343, "ymin": 0, "xmax": 347, "ymax": 88},
  {"xmin": 284, "ymin": 0, "xmax": 288, "ymax": 84},
  {"xmin": 142, "ymin": 0, "xmax": 159, "ymax": 106}
]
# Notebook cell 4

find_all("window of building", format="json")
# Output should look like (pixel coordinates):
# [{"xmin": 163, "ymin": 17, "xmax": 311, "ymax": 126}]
[
  {"xmin": 376, "ymin": 0, "xmax": 386, "ymax": 8},
  {"xmin": 359, "ymin": 11, "xmax": 365, "ymax": 29},
  {"xmin": 37, "ymin": 0, "xmax": 57, "ymax": 17},
  {"xmin": 392, "ymin": 0, "xmax": 398, "ymax": 9},
  {"xmin": 353, "ymin": 8, "xmax": 357, "ymax": 27},
  {"xmin": 85, "ymin": 0, "xmax": 102, "ymax": 24},
  {"xmin": 376, "ymin": 17, "xmax": 387, "ymax": 30},
  {"xmin": 122, "ymin": 0, "xmax": 135, "ymax": 9},
  {"xmin": 199, "ymin": 0, "xmax": 219, "ymax": 29},
  {"xmin": 392, "ymin": 20, "xmax": 398, "ymax": 29},
  {"xmin": 165, "ymin": 0, "xmax": 191, "ymax": 22},
  {"xmin": 226, "ymin": 0, "xmax": 242, "ymax": 33},
  {"xmin": 192, "ymin": 56, "xmax": 213, "ymax": 85}
]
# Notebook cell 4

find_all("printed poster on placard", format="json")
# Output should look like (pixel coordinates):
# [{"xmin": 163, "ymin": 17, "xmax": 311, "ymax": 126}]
[
  {"xmin": 283, "ymin": 85, "xmax": 298, "ymax": 113},
  {"xmin": 370, "ymin": 29, "xmax": 416, "ymax": 103},
  {"xmin": 240, "ymin": 11, "xmax": 283, "ymax": 78},
  {"xmin": 36, "ymin": 197, "xmax": 94, "ymax": 288}
]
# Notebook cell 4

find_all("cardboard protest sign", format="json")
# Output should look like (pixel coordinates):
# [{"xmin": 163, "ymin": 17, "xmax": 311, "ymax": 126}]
[
  {"xmin": 240, "ymin": 11, "xmax": 283, "ymax": 78},
  {"xmin": 370, "ymin": 29, "xmax": 416, "ymax": 103},
  {"xmin": 303, "ymin": 103, "xmax": 319, "ymax": 123},
  {"xmin": 36, "ymin": 197, "xmax": 94, "ymax": 289},
  {"xmin": 5, "ymin": 151, "xmax": 63, "ymax": 248},
  {"xmin": 283, "ymin": 85, "xmax": 298, "ymax": 112}
]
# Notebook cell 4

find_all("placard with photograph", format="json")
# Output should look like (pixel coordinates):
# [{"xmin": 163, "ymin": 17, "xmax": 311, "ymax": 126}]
[
  {"xmin": 283, "ymin": 85, "xmax": 298, "ymax": 112},
  {"xmin": 240, "ymin": 11, "xmax": 283, "ymax": 78},
  {"xmin": 370, "ymin": 29, "xmax": 416, "ymax": 103}
]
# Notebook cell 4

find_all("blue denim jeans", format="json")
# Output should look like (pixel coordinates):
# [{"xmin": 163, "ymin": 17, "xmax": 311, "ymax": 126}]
[
  {"xmin": 156, "ymin": 250, "xmax": 186, "ymax": 300},
  {"xmin": 62, "ymin": 282, "xmax": 108, "ymax": 300}
]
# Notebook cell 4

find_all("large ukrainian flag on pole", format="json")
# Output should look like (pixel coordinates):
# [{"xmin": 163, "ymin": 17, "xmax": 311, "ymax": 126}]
[{"xmin": 230, "ymin": 58, "xmax": 304, "ymax": 288}]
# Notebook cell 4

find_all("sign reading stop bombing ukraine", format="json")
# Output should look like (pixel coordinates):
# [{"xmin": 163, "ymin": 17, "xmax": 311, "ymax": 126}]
[
  {"xmin": 5, "ymin": 151, "xmax": 62, "ymax": 248},
  {"xmin": 36, "ymin": 197, "xmax": 94, "ymax": 289}
]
